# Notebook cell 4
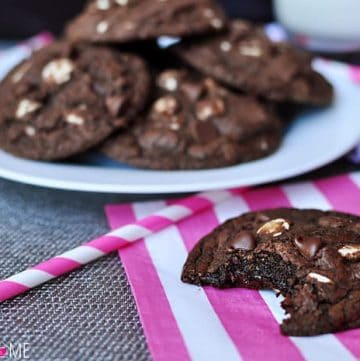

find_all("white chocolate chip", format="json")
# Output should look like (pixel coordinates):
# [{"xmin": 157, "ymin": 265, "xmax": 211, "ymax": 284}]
[
  {"xmin": 42, "ymin": 58, "xmax": 74, "ymax": 85},
  {"xmin": 203, "ymin": 8, "xmax": 215, "ymax": 18},
  {"xmin": 260, "ymin": 140, "xmax": 269, "ymax": 151},
  {"xmin": 153, "ymin": 96, "xmax": 178, "ymax": 115},
  {"xmin": 16, "ymin": 99, "xmax": 42, "ymax": 119},
  {"xmin": 283, "ymin": 313, "xmax": 292, "ymax": 320},
  {"xmin": 12, "ymin": 63, "xmax": 31, "ymax": 83},
  {"xmin": 257, "ymin": 218, "xmax": 290, "ymax": 237},
  {"xmin": 239, "ymin": 45, "xmax": 263, "ymax": 57},
  {"xmin": 66, "ymin": 113, "xmax": 84, "ymax": 126},
  {"xmin": 169, "ymin": 122, "xmax": 180, "ymax": 131},
  {"xmin": 196, "ymin": 99, "xmax": 225, "ymax": 121},
  {"xmin": 12, "ymin": 71, "xmax": 25, "ymax": 84},
  {"xmin": 308, "ymin": 272, "xmax": 333, "ymax": 284},
  {"xmin": 220, "ymin": 41, "xmax": 232, "ymax": 52},
  {"xmin": 163, "ymin": 77, "xmax": 178, "ymax": 91},
  {"xmin": 96, "ymin": 21, "xmax": 109, "ymax": 34},
  {"xmin": 25, "ymin": 126, "xmax": 36, "ymax": 137},
  {"xmin": 96, "ymin": 0, "xmax": 110, "ymax": 10},
  {"xmin": 157, "ymin": 71, "xmax": 180, "ymax": 92},
  {"xmin": 338, "ymin": 245, "xmax": 360, "ymax": 260},
  {"xmin": 115, "ymin": 0, "xmax": 128, "ymax": 5},
  {"xmin": 210, "ymin": 18, "xmax": 223, "ymax": 29}
]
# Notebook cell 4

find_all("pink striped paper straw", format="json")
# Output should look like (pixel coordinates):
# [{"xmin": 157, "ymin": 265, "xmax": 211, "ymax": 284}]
[{"xmin": 0, "ymin": 190, "xmax": 233, "ymax": 302}]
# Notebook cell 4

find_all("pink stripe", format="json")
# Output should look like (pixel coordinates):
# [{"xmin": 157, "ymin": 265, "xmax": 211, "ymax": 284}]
[
  {"xmin": 136, "ymin": 215, "xmax": 173, "ymax": 232},
  {"xmin": 0, "ymin": 281, "xmax": 30, "ymax": 302},
  {"xmin": 0, "ymin": 347, "xmax": 7, "ymax": 357},
  {"xmin": 87, "ymin": 235, "xmax": 129, "ymax": 253},
  {"xmin": 33, "ymin": 257, "xmax": 81, "ymax": 276},
  {"xmin": 242, "ymin": 186, "xmax": 290, "ymax": 210},
  {"xmin": 349, "ymin": 65, "xmax": 360, "ymax": 84},
  {"xmin": 315, "ymin": 175, "xmax": 360, "ymax": 358},
  {"xmin": 171, "ymin": 195, "xmax": 212, "ymax": 213},
  {"xmin": 35, "ymin": 32, "xmax": 54, "ymax": 44},
  {"xmin": 105, "ymin": 204, "xmax": 191, "ymax": 361},
  {"xmin": 316, "ymin": 174, "xmax": 360, "ymax": 215},
  {"xmin": 20, "ymin": 32, "xmax": 53, "ymax": 52},
  {"xmin": 173, "ymin": 199, "xmax": 303, "ymax": 361}
]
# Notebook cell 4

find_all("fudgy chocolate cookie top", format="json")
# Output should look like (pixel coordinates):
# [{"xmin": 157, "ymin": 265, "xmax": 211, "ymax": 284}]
[
  {"xmin": 0, "ymin": 41, "xmax": 151, "ymax": 160},
  {"xmin": 65, "ymin": 0, "xmax": 227, "ymax": 43},
  {"xmin": 101, "ymin": 69, "xmax": 283, "ymax": 170},
  {"xmin": 182, "ymin": 208, "xmax": 360, "ymax": 335},
  {"xmin": 174, "ymin": 20, "xmax": 333, "ymax": 105}
]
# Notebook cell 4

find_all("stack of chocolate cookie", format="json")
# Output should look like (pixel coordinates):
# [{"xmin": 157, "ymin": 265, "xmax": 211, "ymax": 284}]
[{"xmin": 0, "ymin": 0, "xmax": 333, "ymax": 169}]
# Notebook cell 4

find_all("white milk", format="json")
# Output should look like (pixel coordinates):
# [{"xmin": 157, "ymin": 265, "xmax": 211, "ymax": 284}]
[{"xmin": 274, "ymin": 0, "xmax": 360, "ymax": 52}]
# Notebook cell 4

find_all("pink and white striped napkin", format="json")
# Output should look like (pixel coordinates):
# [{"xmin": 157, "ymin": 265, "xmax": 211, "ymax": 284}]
[{"xmin": 106, "ymin": 172, "xmax": 360, "ymax": 361}]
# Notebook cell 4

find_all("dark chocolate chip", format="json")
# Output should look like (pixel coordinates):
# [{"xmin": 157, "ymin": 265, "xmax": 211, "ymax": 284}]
[
  {"xmin": 106, "ymin": 95, "xmax": 127, "ymax": 116},
  {"xmin": 255, "ymin": 213, "xmax": 271, "ymax": 222},
  {"xmin": 230, "ymin": 230, "xmax": 256, "ymax": 250},
  {"xmin": 294, "ymin": 236, "xmax": 322, "ymax": 259}
]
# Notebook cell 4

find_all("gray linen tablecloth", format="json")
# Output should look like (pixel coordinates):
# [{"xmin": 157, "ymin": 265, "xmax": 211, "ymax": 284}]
[{"xmin": 0, "ymin": 178, "xmax": 154, "ymax": 361}]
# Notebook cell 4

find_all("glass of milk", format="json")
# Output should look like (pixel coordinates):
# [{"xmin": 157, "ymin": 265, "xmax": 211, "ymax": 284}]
[{"xmin": 274, "ymin": 0, "xmax": 360, "ymax": 52}]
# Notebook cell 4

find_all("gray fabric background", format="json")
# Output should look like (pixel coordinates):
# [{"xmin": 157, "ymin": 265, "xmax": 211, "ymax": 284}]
[{"xmin": 0, "ymin": 178, "xmax": 160, "ymax": 361}]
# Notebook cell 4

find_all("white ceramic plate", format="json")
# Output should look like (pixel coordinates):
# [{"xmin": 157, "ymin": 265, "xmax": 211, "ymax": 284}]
[{"xmin": 0, "ymin": 60, "xmax": 359, "ymax": 193}]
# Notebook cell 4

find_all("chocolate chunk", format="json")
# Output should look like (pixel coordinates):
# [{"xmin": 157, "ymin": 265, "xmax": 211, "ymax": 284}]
[
  {"xmin": 230, "ymin": 231, "xmax": 256, "ymax": 251},
  {"xmin": 294, "ymin": 236, "xmax": 322, "ymax": 259}
]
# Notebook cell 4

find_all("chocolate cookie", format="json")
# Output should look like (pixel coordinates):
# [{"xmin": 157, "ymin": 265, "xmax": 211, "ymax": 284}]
[
  {"xmin": 65, "ymin": 0, "xmax": 227, "ymax": 44},
  {"xmin": 0, "ymin": 41, "xmax": 150, "ymax": 160},
  {"xmin": 174, "ymin": 20, "xmax": 333, "ymax": 105},
  {"xmin": 101, "ymin": 69, "xmax": 283, "ymax": 170},
  {"xmin": 182, "ymin": 208, "xmax": 360, "ymax": 336}
]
